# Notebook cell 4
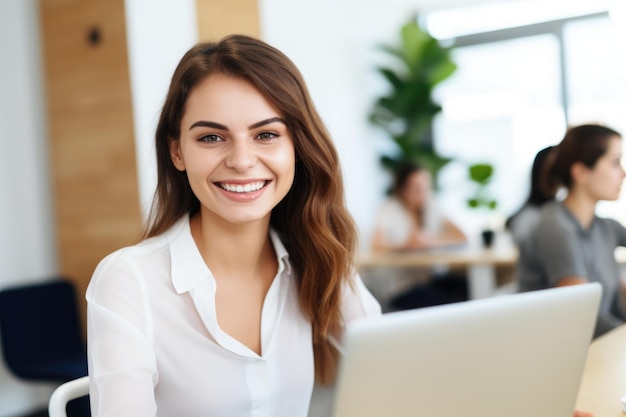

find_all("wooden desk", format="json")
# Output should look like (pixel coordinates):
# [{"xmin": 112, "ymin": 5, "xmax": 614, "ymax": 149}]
[
  {"xmin": 576, "ymin": 325, "xmax": 626, "ymax": 416},
  {"xmin": 359, "ymin": 243, "xmax": 626, "ymax": 300},
  {"xmin": 358, "ymin": 240, "xmax": 518, "ymax": 299}
]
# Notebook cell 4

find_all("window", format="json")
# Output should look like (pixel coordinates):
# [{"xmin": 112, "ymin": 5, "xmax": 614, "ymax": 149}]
[{"xmin": 426, "ymin": 2, "xmax": 626, "ymax": 233}]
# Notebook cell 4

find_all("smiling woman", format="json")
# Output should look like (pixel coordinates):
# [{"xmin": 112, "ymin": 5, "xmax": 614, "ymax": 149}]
[
  {"xmin": 170, "ymin": 74, "xmax": 296, "ymax": 225},
  {"xmin": 85, "ymin": 35, "xmax": 381, "ymax": 417}
]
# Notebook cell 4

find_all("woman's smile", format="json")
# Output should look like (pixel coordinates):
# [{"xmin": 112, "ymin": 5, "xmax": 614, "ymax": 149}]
[
  {"xmin": 214, "ymin": 180, "xmax": 272, "ymax": 202},
  {"xmin": 171, "ymin": 73, "xmax": 296, "ymax": 225},
  {"xmin": 216, "ymin": 180, "xmax": 268, "ymax": 193}
]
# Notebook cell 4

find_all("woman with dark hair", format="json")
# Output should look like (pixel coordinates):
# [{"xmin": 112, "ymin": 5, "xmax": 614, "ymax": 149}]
[
  {"xmin": 368, "ymin": 162, "xmax": 467, "ymax": 311},
  {"xmin": 86, "ymin": 35, "xmax": 380, "ymax": 416},
  {"xmin": 506, "ymin": 145, "xmax": 556, "ymax": 247},
  {"xmin": 517, "ymin": 124, "xmax": 626, "ymax": 338},
  {"xmin": 371, "ymin": 162, "xmax": 466, "ymax": 252}
]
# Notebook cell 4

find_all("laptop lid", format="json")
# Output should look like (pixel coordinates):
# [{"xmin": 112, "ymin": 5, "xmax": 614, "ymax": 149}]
[{"xmin": 332, "ymin": 283, "xmax": 601, "ymax": 417}]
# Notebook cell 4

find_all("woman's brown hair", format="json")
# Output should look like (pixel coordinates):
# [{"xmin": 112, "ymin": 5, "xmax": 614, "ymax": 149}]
[
  {"xmin": 547, "ymin": 124, "xmax": 622, "ymax": 192},
  {"xmin": 144, "ymin": 34, "xmax": 357, "ymax": 384}
]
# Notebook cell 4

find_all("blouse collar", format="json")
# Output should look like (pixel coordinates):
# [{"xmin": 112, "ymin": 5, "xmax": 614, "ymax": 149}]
[{"xmin": 167, "ymin": 216, "xmax": 292, "ymax": 294}]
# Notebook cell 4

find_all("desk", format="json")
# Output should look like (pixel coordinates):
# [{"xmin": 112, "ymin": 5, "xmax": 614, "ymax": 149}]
[
  {"xmin": 359, "ymin": 243, "xmax": 626, "ymax": 300},
  {"xmin": 576, "ymin": 325, "xmax": 626, "ymax": 416},
  {"xmin": 358, "ymin": 239, "xmax": 518, "ymax": 299}
]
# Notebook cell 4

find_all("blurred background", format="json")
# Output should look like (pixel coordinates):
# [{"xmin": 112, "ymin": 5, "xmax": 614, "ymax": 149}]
[{"xmin": 1, "ymin": 0, "xmax": 625, "ymax": 415}]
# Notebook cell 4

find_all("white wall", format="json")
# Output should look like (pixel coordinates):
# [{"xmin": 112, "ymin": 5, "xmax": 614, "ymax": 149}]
[
  {"xmin": 124, "ymin": 0, "xmax": 199, "ymax": 218},
  {"xmin": 0, "ymin": 1, "xmax": 60, "ymax": 415},
  {"xmin": 0, "ymin": 2, "xmax": 56, "ymax": 290}
]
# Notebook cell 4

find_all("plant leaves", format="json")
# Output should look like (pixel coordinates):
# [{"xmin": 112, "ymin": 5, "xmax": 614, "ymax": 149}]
[
  {"xmin": 468, "ymin": 164, "xmax": 494, "ymax": 184},
  {"xmin": 369, "ymin": 18, "xmax": 458, "ymax": 183}
]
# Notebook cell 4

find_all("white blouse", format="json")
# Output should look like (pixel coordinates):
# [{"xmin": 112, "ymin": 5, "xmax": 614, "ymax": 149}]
[
  {"xmin": 86, "ymin": 216, "xmax": 381, "ymax": 417},
  {"xmin": 374, "ymin": 197, "xmax": 446, "ymax": 246}
]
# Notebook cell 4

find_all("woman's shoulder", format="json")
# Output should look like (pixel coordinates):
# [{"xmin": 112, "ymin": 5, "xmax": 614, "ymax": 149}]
[
  {"xmin": 507, "ymin": 205, "xmax": 541, "ymax": 243},
  {"xmin": 594, "ymin": 215, "xmax": 626, "ymax": 237},
  {"xmin": 99, "ymin": 237, "xmax": 166, "ymax": 266},
  {"xmin": 89, "ymin": 238, "xmax": 165, "ymax": 287},
  {"xmin": 537, "ymin": 201, "xmax": 569, "ymax": 223},
  {"xmin": 87, "ymin": 231, "xmax": 178, "ymax": 306},
  {"xmin": 595, "ymin": 213, "xmax": 624, "ymax": 227},
  {"xmin": 92, "ymin": 219, "xmax": 186, "ymax": 280},
  {"xmin": 530, "ymin": 202, "xmax": 577, "ymax": 238}
]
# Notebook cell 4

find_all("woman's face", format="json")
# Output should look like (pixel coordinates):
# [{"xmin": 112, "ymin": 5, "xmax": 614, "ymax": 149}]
[
  {"xmin": 579, "ymin": 135, "xmax": 625, "ymax": 202},
  {"xmin": 170, "ymin": 74, "xmax": 296, "ymax": 226},
  {"xmin": 400, "ymin": 170, "xmax": 432, "ymax": 211}
]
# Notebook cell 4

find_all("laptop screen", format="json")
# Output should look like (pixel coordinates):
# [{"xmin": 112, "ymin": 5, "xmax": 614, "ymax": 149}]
[{"xmin": 332, "ymin": 283, "xmax": 601, "ymax": 417}]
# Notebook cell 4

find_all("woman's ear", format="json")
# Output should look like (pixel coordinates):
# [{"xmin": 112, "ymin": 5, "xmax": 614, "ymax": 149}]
[
  {"xmin": 570, "ymin": 161, "xmax": 589, "ymax": 185},
  {"xmin": 169, "ymin": 140, "xmax": 185, "ymax": 171}
]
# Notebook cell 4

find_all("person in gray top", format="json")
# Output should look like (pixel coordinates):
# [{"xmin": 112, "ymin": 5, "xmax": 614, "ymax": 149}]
[
  {"xmin": 517, "ymin": 124, "xmax": 626, "ymax": 338},
  {"xmin": 506, "ymin": 145, "xmax": 556, "ymax": 248}
]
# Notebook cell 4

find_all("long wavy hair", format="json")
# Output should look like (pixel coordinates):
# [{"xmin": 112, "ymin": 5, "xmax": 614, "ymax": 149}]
[{"xmin": 144, "ymin": 35, "xmax": 357, "ymax": 384}]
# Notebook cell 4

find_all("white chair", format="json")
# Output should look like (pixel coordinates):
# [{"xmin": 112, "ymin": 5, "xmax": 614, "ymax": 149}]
[{"xmin": 48, "ymin": 375, "xmax": 90, "ymax": 417}]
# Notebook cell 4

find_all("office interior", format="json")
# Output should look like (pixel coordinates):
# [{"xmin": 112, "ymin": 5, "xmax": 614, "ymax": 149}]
[{"xmin": 1, "ymin": 0, "xmax": 625, "ymax": 415}]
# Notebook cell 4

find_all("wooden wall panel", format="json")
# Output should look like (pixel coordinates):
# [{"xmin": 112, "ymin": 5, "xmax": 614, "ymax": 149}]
[
  {"xmin": 39, "ymin": 0, "xmax": 142, "ymax": 328},
  {"xmin": 196, "ymin": 0, "xmax": 260, "ymax": 41}
]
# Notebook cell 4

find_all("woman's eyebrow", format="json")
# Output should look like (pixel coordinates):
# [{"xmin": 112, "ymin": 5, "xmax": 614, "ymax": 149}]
[
  {"xmin": 189, "ymin": 117, "xmax": 286, "ymax": 131},
  {"xmin": 189, "ymin": 120, "xmax": 228, "ymax": 131},
  {"xmin": 248, "ymin": 117, "xmax": 287, "ymax": 130}
]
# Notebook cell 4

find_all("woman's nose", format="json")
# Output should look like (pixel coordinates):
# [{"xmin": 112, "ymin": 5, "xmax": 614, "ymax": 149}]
[{"xmin": 225, "ymin": 140, "xmax": 257, "ymax": 171}]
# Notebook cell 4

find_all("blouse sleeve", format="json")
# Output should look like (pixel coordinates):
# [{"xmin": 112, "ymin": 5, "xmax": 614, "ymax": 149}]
[{"xmin": 86, "ymin": 252, "xmax": 158, "ymax": 417}]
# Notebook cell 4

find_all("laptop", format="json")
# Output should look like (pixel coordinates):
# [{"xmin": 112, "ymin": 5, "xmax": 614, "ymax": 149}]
[{"xmin": 332, "ymin": 283, "xmax": 601, "ymax": 417}]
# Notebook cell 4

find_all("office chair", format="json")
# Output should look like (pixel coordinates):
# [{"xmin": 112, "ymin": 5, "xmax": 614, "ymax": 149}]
[
  {"xmin": 49, "ymin": 376, "xmax": 90, "ymax": 417},
  {"xmin": 0, "ymin": 278, "xmax": 90, "ymax": 416}
]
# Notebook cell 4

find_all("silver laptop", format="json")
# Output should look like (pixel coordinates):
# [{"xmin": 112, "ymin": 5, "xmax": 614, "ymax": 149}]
[{"xmin": 332, "ymin": 283, "xmax": 601, "ymax": 417}]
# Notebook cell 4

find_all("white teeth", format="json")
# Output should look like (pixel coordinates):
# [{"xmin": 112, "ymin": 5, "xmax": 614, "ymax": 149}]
[{"xmin": 220, "ymin": 181, "xmax": 265, "ymax": 193}]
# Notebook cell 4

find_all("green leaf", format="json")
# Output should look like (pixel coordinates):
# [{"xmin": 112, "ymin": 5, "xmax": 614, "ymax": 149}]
[
  {"xmin": 370, "ymin": 18, "xmax": 459, "ymax": 184},
  {"xmin": 376, "ymin": 67, "xmax": 406, "ymax": 90},
  {"xmin": 429, "ymin": 60, "xmax": 458, "ymax": 85},
  {"xmin": 468, "ymin": 163, "xmax": 494, "ymax": 184}
]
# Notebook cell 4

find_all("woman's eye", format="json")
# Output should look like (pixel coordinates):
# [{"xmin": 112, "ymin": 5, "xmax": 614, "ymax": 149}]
[
  {"xmin": 199, "ymin": 134, "xmax": 222, "ymax": 143},
  {"xmin": 257, "ymin": 132, "xmax": 277, "ymax": 141}
]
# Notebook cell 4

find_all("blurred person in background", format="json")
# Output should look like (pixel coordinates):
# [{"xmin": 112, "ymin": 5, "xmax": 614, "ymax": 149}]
[
  {"xmin": 517, "ymin": 124, "xmax": 626, "ymax": 338},
  {"xmin": 367, "ymin": 162, "xmax": 467, "ymax": 311},
  {"xmin": 506, "ymin": 145, "xmax": 556, "ymax": 247},
  {"xmin": 372, "ymin": 162, "xmax": 467, "ymax": 252}
]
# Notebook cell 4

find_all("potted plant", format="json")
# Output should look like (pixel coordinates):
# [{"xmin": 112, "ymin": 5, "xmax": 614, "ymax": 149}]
[
  {"xmin": 466, "ymin": 163, "xmax": 498, "ymax": 247},
  {"xmin": 369, "ymin": 18, "xmax": 458, "ymax": 184}
]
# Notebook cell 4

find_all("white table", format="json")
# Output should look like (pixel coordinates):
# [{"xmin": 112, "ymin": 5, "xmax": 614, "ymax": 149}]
[
  {"xmin": 576, "ymin": 324, "xmax": 626, "ymax": 416},
  {"xmin": 358, "ymin": 237, "xmax": 518, "ymax": 299}
]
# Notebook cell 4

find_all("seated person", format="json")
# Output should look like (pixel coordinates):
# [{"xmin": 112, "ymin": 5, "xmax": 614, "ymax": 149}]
[
  {"xmin": 517, "ymin": 124, "xmax": 626, "ymax": 338},
  {"xmin": 371, "ymin": 162, "xmax": 466, "ymax": 252},
  {"xmin": 367, "ymin": 162, "xmax": 467, "ymax": 311},
  {"xmin": 506, "ymin": 145, "xmax": 556, "ymax": 247}
]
